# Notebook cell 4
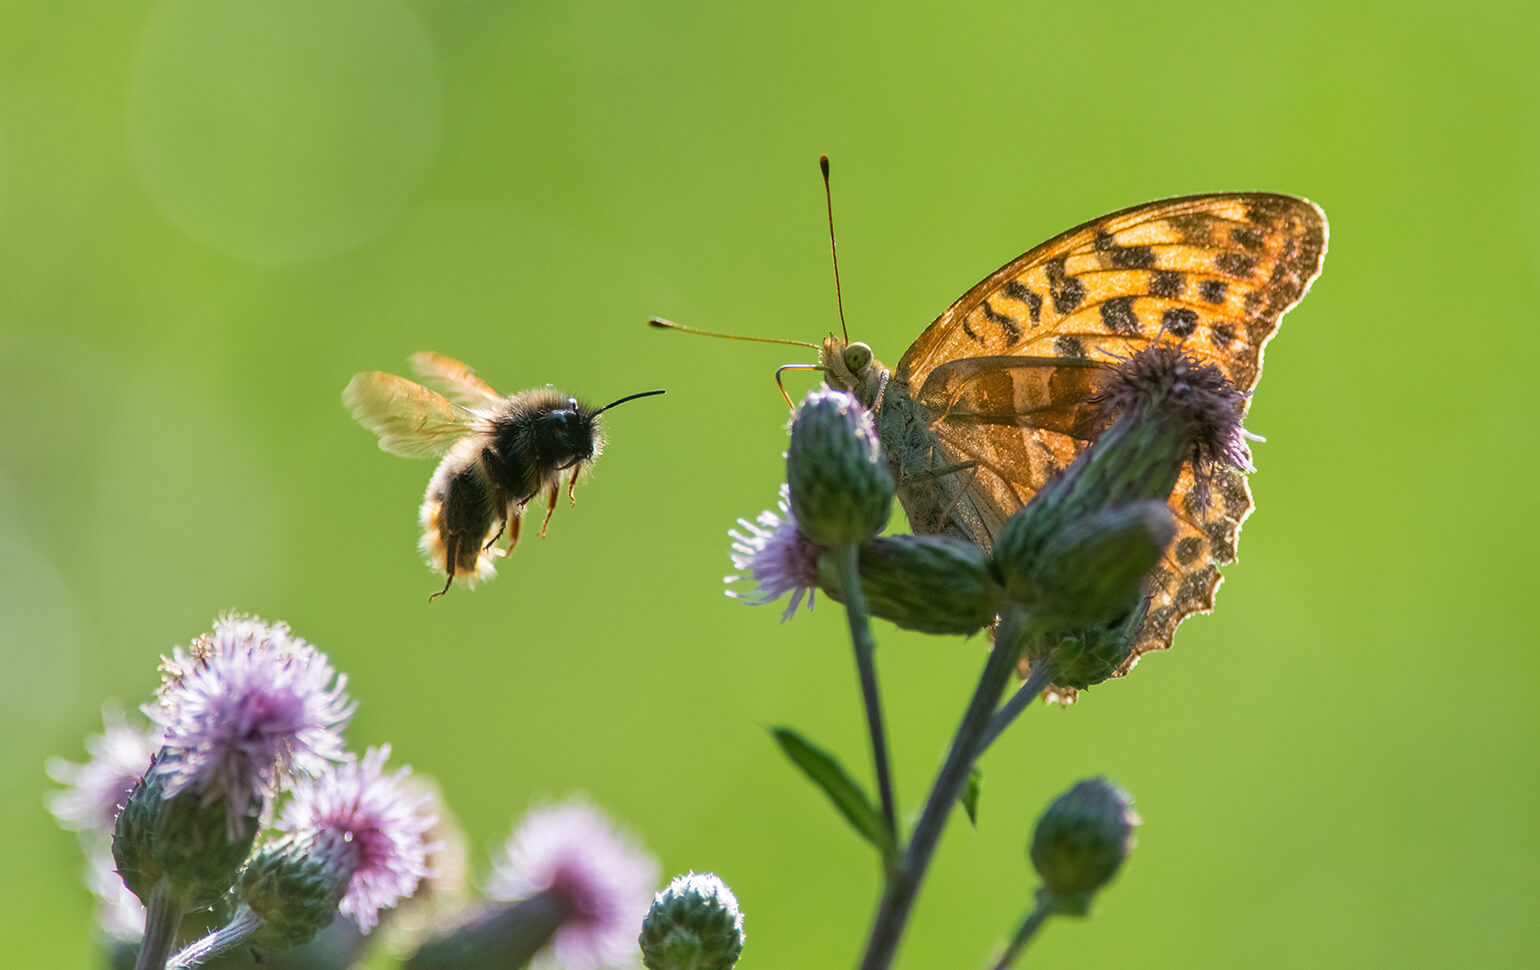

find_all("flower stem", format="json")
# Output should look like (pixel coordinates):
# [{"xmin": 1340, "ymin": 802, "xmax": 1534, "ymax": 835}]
[
  {"xmin": 166, "ymin": 905, "xmax": 264, "ymax": 969},
  {"xmin": 988, "ymin": 893, "xmax": 1054, "ymax": 970},
  {"xmin": 835, "ymin": 541, "xmax": 899, "ymax": 848},
  {"xmin": 133, "ymin": 879, "xmax": 188, "ymax": 970},
  {"xmin": 978, "ymin": 660, "xmax": 1057, "ymax": 757},
  {"xmin": 858, "ymin": 605, "xmax": 1035, "ymax": 970}
]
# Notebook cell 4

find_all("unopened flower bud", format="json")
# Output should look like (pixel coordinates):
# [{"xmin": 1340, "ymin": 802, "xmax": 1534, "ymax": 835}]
[
  {"xmin": 1030, "ymin": 778, "xmax": 1139, "ymax": 916},
  {"xmin": 816, "ymin": 534, "xmax": 1003, "ymax": 635},
  {"xmin": 786, "ymin": 390, "xmax": 893, "ymax": 545},
  {"xmin": 112, "ymin": 750, "xmax": 260, "ymax": 908},
  {"xmin": 639, "ymin": 872, "xmax": 745, "ymax": 970},
  {"xmin": 240, "ymin": 836, "xmax": 353, "ymax": 949},
  {"xmin": 1026, "ymin": 604, "xmax": 1145, "ymax": 691}
]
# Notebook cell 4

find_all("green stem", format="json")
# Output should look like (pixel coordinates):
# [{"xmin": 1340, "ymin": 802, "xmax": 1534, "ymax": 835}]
[
  {"xmin": 166, "ymin": 905, "xmax": 264, "ymax": 969},
  {"xmin": 406, "ymin": 891, "xmax": 567, "ymax": 970},
  {"xmin": 857, "ymin": 605, "xmax": 1034, "ymax": 970},
  {"xmin": 835, "ymin": 541, "xmax": 899, "ymax": 849},
  {"xmin": 978, "ymin": 660, "xmax": 1057, "ymax": 757},
  {"xmin": 133, "ymin": 880, "xmax": 187, "ymax": 970},
  {"xmin": 988, "ymin": 893, "xmax": 1054, "ymax": 970}
]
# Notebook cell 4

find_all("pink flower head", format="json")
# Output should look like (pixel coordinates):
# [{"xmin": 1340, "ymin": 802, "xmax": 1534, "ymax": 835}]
[
  {"xmin": 725, "ymin": 484, "xmax": 823, "ymax": 620},
  {"xmin": 488, "ymin": 798, "xmax": 659, "ymax": 970},
  {"xmin": 276, "ymin": 746, "xmax": 436, "ymax": 933},
  {"xmin": 47, "ymin": 705, "xmax": 161, "ymax": 833},
  {"xmin": 147, "ymin": 614, "xmax": 354, "ymax": 835}
]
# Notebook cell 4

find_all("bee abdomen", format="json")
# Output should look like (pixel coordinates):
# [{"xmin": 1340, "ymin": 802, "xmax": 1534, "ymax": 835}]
[{"xmin": 419, "ymin": 450, "xmax": 500, "ymax": 585}]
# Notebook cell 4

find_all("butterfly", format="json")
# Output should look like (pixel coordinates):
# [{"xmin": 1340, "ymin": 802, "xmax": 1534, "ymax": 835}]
[{"xmin": 818, "ymin": 193, "xmax": 1328, "ymax": 681}]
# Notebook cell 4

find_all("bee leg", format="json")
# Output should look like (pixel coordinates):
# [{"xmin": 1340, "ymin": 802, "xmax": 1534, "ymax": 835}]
[
  {"xmin": 505, "ymin": 505, "xmax": 524, "ymax": 553},
  {"xmin": 429, "ymin": 543, "xmax": 457, "ymax": 602},
  {"xmin": 566, "ymin": 464, "xmax": 582, "ymax": 506},
  {"xmin": 483, "ymin": 521, "xmax": 505, "ymax": 554},
  {"xmin": 539, "ymin": 482, "xmax": 559, "ymax": 537}
]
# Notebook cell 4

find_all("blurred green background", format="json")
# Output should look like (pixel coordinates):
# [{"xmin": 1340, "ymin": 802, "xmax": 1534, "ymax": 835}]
[{"xmin": 5, "ymin": 1, "xmax": 1536, "ymax": 967}]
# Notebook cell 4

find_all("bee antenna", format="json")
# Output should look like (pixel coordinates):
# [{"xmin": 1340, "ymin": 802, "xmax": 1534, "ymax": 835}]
[
  {"xmin": 821, "ymin": 154, "xmax": 849, "ymax": 344},
  {"xmin": 594, "ymin": 389, "xmax": 667, "ymax": 415}
]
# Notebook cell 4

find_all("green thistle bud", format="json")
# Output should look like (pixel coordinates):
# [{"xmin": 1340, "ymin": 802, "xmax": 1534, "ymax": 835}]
[
  {"xmin": 786, "ymin": 389, "xmax": 894, "ymax": 546},
  {"xmin": 639, "ymin": 872, "xmax": 745, "ymax": 970},
  {"xmin": 815, "ymin": 534, "xmax": 1003, "ymax": 635},
  {"xmin": 112, "ymin": 752, "xmax": 260, "ymax": 908},
  {"xmin": 1030, "ymin": 778, "xmax": 1139, "ymax": 916},
  {"xmin": 1025, "ymin": 604, "xmax": 1144, "ymax": 691},
  {"xmin": 240, "ymin": 835, "xmax": 353, "ymax": 949}
]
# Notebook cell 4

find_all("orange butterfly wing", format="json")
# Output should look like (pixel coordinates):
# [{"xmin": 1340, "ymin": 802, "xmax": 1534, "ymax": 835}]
[{"xmin": 891, "ymin": 193, "xmax": 1328, "ymax": 675}]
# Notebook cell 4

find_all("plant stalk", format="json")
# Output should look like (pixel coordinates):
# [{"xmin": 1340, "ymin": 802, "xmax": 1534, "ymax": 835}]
[
  {"xmin": 133, "ymin": 879, "xmax": 188, "ymax": 970},
  {"xmin": 836, "ymin": 541, "xmax": 898, "ymax": 845}
]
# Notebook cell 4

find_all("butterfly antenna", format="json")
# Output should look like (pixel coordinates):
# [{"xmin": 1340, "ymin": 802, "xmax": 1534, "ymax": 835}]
[
  {"xmin": 594, "ymin": 389, "xmax": 667, "ymax": 415},
  {"xmin": 647, "ymin": 318, "xmax": 818, "ymax": 350},
  {"xmin": 821, "ymin": 154, "xmax": 849, "ymax": 343}
]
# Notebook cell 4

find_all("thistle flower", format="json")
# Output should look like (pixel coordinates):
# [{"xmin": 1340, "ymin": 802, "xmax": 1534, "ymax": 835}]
[
  {"xmin": 639, "ymin": 872, "xmax": 745, "ymax": 970},
  {"xmin": 785, "ymin": 389, "xmax": 893, "ymax": 546},
  {"xmin": 487, "ymin": 798, "xmax": 659, "ymax": 970},
  {"xmin": 47, "ymin": 705, "xmax": 161, "ymax": 833},
  {"xmin": 1030, "ymin": 778, "xmax": 1139, "ymax": 916},
  {"xmin": 725, "ymin": 485, "xmax": 822, "ymax": 621},
  {"xmin": 255, "ymin": 746, "xmax": 436, "ymax": 936},
  {"xmin": 146, "ymin": 614, "xmax": 354, "ymax": 837}
]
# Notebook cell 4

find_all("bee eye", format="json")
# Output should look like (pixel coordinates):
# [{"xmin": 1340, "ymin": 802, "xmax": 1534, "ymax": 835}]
[{"xmin": 567, "ymin": 397, "xmax": 579, "ymax": 413}]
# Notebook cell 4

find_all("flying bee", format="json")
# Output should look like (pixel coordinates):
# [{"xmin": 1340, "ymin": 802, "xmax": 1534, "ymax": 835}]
[{"xmin": 343, "ymin": 351, "xmax": 665, "ymax": 600}]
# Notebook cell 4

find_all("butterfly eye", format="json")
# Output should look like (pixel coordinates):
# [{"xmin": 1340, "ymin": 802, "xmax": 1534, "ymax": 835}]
[{"xmin": 843, "ymin": 342, "xmax": 873, "ymax": 373}]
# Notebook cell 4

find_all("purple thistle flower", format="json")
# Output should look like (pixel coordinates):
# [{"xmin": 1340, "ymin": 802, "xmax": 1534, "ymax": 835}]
[
  {"xmin": 275, "ymin": 746, "xmax": 436, "ymax": 933},
  {"xmin": 725, "ymin": 484, "xmax": 824, "ymax": 621},
  {"xmin": 47, "ymin": 705, "xmax": 161, "ymax": 833},
  {"xmin": 488, "ymin": 798, "xmax": 659, "ymax": 970},
  {"xmin": 146, "ymin": 614, "xmax": 354, "ymax": 836}
]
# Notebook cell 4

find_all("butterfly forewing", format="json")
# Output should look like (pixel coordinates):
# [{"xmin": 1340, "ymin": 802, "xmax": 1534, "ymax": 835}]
[{"xmin": 888, "ymin": 192, "xmax": 1326, "ymax": 676}]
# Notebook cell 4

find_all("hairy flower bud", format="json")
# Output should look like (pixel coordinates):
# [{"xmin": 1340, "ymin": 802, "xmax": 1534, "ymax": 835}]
[
  {"xmin": 639, "ymin": 872, "xmax": 745, "ymax": 970},
  {"xmin": 1030, "ymin": 778, "xmax": 1139, "ymax": 916},
  {"xmin": 1026, "ymin": 605, "xmax": 1145, "ymax": 691},
  {"xmin": 241, "ymin": 836, "xmax": 353, "ymax": 949},
  {"xmin": 112, "ymin": 750, "xmax": 260, "ymax": 908},
  {"xmin": 786, "ymin": 390, "xmax": 894, "ymax": 546},
  {"xmin": 816, "ymin": 534, "xmax": 1003, "ymax": 635}
]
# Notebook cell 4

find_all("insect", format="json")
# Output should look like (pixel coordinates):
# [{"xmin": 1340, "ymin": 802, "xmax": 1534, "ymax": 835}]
[
  {"xmin": 661, "ymin": 189, "xmax": 1327, "ymax": 675},
  {"xmin": 343, "ymin": 352, "xmax": 664, "ymax": 599}
]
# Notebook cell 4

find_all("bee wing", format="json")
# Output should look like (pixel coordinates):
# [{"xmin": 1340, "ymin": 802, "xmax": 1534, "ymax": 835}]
[
  {"xmin": 343, "ymin": 371, "xmax": 482, "ymax": 459},
  {"xmin": 408, "ymin": 352, "xmax": 505, "ymax": 410}
]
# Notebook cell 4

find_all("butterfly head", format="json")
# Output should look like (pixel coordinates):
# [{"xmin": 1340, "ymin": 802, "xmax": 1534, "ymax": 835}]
[{"xmin": 820, "ymin": 335, "xmax": 887, "ymax": 409}]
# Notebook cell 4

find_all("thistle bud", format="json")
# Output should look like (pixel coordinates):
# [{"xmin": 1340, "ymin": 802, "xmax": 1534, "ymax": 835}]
[
  {"xmin": 240, "ymin": 836, "xmax": 352, "ymax": 949},
  {"xmin": 816, "ymin": 534, "xmax": 1003, "ymax": 635},
  {"xmin": 639, "ymin": 872, "xmax": 746, "ymax": 970},
  {"xmin": 786, "ymin": 389, "xmax": 894, "ymax": 546},
  {"xmin": 1025, "ymin": 604, "xmax": 1145, "ymax": 691},
  {"xmin": 112, "ymin": 750, "xmax": 260, "ymax": 908},
  {"xmin": 1030, "ymin": 778, "xmax": 1139, "ymax": 916}
]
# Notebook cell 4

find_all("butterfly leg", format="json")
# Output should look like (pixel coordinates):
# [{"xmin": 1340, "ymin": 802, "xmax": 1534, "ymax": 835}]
[
  {"xmin": 905, "ymin": 459, "xmax": 979, "ymax": 483},
  {"xmin": 566, "ymin": 464, "xmax": 582, "ymax": 506},
  {"xmin": 539, "ymin": 482, "xmax": 560, "ymax": 537}
]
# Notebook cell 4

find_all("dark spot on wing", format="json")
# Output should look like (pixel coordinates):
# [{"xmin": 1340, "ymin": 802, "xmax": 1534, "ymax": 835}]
[
  {"xmin": 1161, "ymin": 307, "xmax": 1198, "ymax": 337},
  {"xmin": 1150, "ymin": 270, "xmax": 1184, "ymax": 299},
  {"xmin": 1212, "ymin": 322, "xmax": 1235, "ymax": 347},
  {"xmin": 961, "ymin": 317, "xmax": 984, "ymax": 345},
  {"xmin": 1108, "ymin": 245, "xmax": 1156, "ymax": 269},
  {"xmin": 1046, "ymin": 257, "xmax": 1085, "ymax": 314},
  {"xmin": 1100, "ymin": 296, "xmax": 1139, "ymax": 334},
  {"xmin": 1003, "ymin": 280, "xmax": 1043, "ymax": 324},
  {"xmin": 1215, "ymin": 252, "xmax": 1257, "ymax": 279},
  {"xmin": 981, "ymin": 299, "xmax": 1023, "ymax": 343},
  {"xmin": 1174, "ymin": 536, "xmax": 1204, "ymax": 565},
  {"xmin": 1231, "ymin": 226, "xmax": 1265, "ymax": 250},
  {"xmin": 1052, "ymin": 335, "xmax": 1086, "ymax": 358},
  {"xmin": 1200, "ymin": 279, "xmax": 1228, "ymax": 304}
]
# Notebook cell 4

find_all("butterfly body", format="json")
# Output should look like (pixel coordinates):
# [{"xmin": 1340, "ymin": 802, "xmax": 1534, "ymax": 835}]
[{"xmin": 820, "ymin": 192, "xmax": 1327, "ymax": 666}]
